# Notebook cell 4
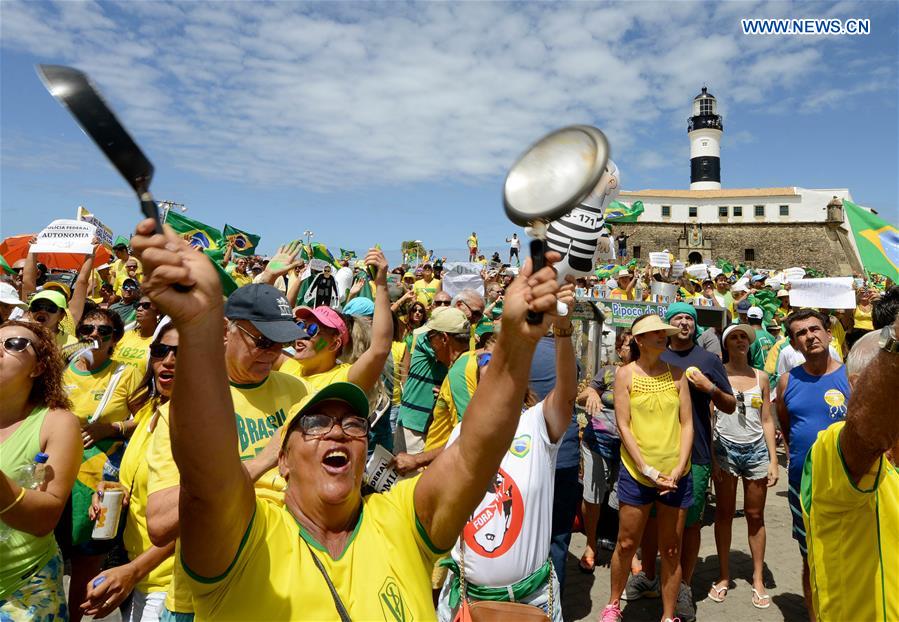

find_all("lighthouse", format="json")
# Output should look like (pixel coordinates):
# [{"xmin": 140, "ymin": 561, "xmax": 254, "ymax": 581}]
[{"xmin": 688, "ymin": 87, "xmax": 723, "ymax": 190}]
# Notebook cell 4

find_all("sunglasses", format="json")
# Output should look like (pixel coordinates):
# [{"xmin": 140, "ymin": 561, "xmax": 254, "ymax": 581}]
[
  {"xmin": 433, "ymin": 300, "xmax": 450, "ymax": 307},
  {"xmin": 1, "ymin": 337, "xmax": 33, "ymax": 354},
  {"xmin": 77, "ymin": 324, "xmax": 114, "ymax": 338},
  {"xmin": 122, "ymin": 284, "xmax": 139, "ymax": 291},
  {"xmin": 137, "ymin": 302, "xmax": 154, "ymax": 310},
  {"xmin": 234, "ymin": 322, "xmax": 281, "ymax": 350},
  {"xmin": 149, "ymin": 343, "xmax": 178, "ymax": 359},
  {"xmin": 30, "ymin": 301, "xmax": 60, "ymax": 314},
  {"xmin": 297, "ymin": 414, "xmax": 369, "ymax": 439},
  {"xmin": 295, "ymin": 320, "xmax": 320, "ymax": 338}
]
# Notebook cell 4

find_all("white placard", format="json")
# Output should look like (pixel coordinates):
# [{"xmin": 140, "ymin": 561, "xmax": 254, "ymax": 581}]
[
  {"xmin": 784, "ymin": 267, "xmax": 806, "ymax": 282},
  {"xmin": 364, "ymin": 445, "xmax": 400, "ymax": 492},
  {"xmin": 650, "ymin": 281, "xmax": 678, "ymax": 302},
  {"xmin": 788, "ymin": 277, "xmax": 856, "ymax": 310},
  {"xmin": 30, "ymin": 219, "xmax": 96, "ymax": 255},
  {"xmin": 441, "ymin": 262, "xmax": 485, "ymax": 299},
  {"xmin": 309, "ymin": 258, "xmax": 331, "ymax": 272},
  {"xmin": 649, "ymin": 252, "xmax": 671, "ymax": 268},
  {"xmin": 76, "ymin": 207, "xmax": 114, "ymax": 247},
  {"xmin": 685, "ymin": 264, "xmax": 709, "ymax": 280},
  {"xmin": 670, "ymin": 261, "xmax": 685, "ymax": 278}
]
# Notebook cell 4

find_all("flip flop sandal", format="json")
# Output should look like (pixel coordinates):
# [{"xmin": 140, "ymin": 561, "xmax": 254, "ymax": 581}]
[
  {"xmin": 578, "ymin": 556, "xmax": 596, "ymax": 574},
  {"xmin": 752, "ymin": 588, "xmax": 771, "ymax": 609},
  {"xmin": 708, "ymin": 583, "xmax": 728, "ymax": 603}
]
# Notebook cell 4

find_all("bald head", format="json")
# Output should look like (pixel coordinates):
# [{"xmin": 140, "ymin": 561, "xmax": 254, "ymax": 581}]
[{"xmin": 846, "ymin": 330, "xmax": 881, "ymax": 385}]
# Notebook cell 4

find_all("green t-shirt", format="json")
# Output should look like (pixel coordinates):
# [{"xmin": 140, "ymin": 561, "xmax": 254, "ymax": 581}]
[
  {"xmin": 750, "ymin": 328, "xmax": 776, "ymax": 370},
  {"xmin": 397, "ymin": 334, "xmax": 448, "ymax": 433}
]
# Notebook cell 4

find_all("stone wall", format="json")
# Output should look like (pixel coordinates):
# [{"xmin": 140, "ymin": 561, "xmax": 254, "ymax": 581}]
[{"xmin": 614, "ymin": 222, "xmax": 859, "ymax": 274}]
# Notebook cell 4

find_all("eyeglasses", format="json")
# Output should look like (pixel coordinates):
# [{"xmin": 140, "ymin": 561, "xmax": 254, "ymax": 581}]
[
  {"xmin": 30, "ymin": 301, "xmax": 60, "ymax": 314},
  {"xmin": 77, "ymin": 324, "xmax": 114, "ymax": 338},
  {"xmin": 297, "ymin": 414, "xmax": 369, "ymax": 438},
  {"xmin": 295, "ymin": 320, "xmax": 320, "ymax": 338},
  {"xmin": 1, "ymin": 337, "xmax": 33, "ymax": 354},
  {"xmin": 122, "ymin": 284, "xmax": 139, "ymax": 291},
  {"xmin": 137, "ymin": 302, "xmax": 154, "ymax": 310},
  {"xmin": 433, "ymin": 300, "xmax": 450, "ymax": 307},
  {"xmin": 459, "ymin": 300, "xmax": 484, "ymax": 323},
  {"xmin": 149, "ymin": 343, "xmax": 178, "ymax": 359},
  {"xmin": 411, "ymin": 308, "xmax": 424, "ymax": 315},
  {"xmin": 234, "ymin": 322, "xmax": 281, "ymax": 350}
]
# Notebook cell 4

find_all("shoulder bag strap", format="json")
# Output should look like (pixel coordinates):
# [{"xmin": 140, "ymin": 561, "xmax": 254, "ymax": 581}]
[
  {"xmin": 87, "ymin": 364, "xmax": 128, "ymax": 424},
  {"xmin": 304, "ymin": 540, "xmax": 352, "ymax": 622}
]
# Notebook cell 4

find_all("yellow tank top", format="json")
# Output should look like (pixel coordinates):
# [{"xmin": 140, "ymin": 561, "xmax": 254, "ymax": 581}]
[
  {"xmin": 853, "ymin": 305, "xmax": 873, "ymax": 331},
  {"xmin": 621, "ymin": 369, "xmax": 687, "ymax": 487}
]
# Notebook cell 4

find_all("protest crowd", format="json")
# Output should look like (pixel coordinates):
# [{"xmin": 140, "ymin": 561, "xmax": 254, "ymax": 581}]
[{"xmin": 0, "ymin": 205, "xmax": 897, "ymax": 622}]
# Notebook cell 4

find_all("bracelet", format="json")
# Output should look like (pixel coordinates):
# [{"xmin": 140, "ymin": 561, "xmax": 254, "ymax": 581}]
[
  {"xmin": 0, "ymin": 487, "xmax": 26, "ymax": 515},
  {"xmin": 113, "ymin": 421, "xmax": 124, "ymax": 436},
  {"xmin": 553, "ymin": 326, "xmax": 574, "ymax": 338},
  {"xmin": 641, "ymin": 465, "xmax": 661, "ymax": 481}
]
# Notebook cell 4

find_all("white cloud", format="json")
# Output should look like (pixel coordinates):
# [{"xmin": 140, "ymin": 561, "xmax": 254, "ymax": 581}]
[{"xmin": 0, "ymin": 0, "xmax": 891, "ymax": 193}]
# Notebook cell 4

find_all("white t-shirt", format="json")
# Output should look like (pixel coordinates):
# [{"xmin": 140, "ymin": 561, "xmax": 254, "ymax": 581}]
[
  {"xmin": 714, "ymin": 372, "xmax": 764, "ymax": 444},
  {"xmin": 509, "ymin": 237, "xmax": 520, "ymax": 250},
  {"xmin": 445, "ymin": 402, "xmax": 560, "ymax": 587}
]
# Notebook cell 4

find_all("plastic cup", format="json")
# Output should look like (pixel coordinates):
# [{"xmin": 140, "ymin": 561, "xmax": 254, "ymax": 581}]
[{"xmin": 91, "ymin": 489, "xmax": 124, "ymax": 540}]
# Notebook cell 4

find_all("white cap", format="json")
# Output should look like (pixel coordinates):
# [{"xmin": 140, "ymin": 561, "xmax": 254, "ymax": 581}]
[
  {"xmin": 0, "ymin": 283, "xmax": 25, "ymax": 307},
  {"xmin": 747, "ymin": 306, "xmax": 764, "ymax": 320},
  {"xmin": 722, "ymin": 323, "xmax": 757, "ymax": 344},
  {"xmin": 732, "ymin": 282, "xmax": 749, "ymax": 293}
]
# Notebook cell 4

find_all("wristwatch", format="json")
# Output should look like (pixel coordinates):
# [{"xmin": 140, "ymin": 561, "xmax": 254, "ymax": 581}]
[
  {"xmin": 879, "ymin": 325, "xmax": 899, "ymax": 353},
  {"xmin": 553, "ymin": 326, "xmax": 574, "ymax": 338}
]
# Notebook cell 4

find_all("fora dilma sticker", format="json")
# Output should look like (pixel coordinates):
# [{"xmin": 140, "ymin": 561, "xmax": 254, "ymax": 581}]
[
  {"xmin": 823, "ymin": 389, "xmax": 847, "ymax": 419},
  {"xmin": 510, "ymin": 434, "xmax": 531, "ymax": 458}
]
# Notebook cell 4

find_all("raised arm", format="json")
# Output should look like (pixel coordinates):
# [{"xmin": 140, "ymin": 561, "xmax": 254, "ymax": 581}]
[
  {"xmin": 21, "ymin": 245, "xmax": 38, "ymax": 301},
  {"xmin": 839, "ymin": 322, "xmax": 899, "ymax": 483},
  {"xmin": 347, "ymin": 248, "xmax": 391, "ymax": 392},
  {"xmin": 70, "ymin": 241, "xmax": 98, "ymax": 326},
  {"xmin": 132, "ymin": 219, "xmax": 254, "ymax": 579},
  {"xmin": 414, "ymin": 253, "xmax": 562, "ymax": 550},
  {"xmin": 543, "ymin": 283, "xmax": 578, "ymax": 443}
]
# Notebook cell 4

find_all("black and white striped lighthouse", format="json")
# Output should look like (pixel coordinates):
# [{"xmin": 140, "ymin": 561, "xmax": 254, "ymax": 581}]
[{"xmin": 688, "ymin": 87, "xmax": 723, "ymax": 190}]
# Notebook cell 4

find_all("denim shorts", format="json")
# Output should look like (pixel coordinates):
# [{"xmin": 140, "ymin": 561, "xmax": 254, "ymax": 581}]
[
  {"xmin": 581, "ymin": 443, "xmax": 619, "ymax": 506},
  {"xmin": 617, "ymin": 464, "xmax": 693, "ymax": 509},
  {"xmin": 713, "ymin": 435, "xmax": 769, "ymax": 480}
]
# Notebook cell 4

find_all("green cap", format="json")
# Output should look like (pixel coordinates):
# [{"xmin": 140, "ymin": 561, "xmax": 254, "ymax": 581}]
[
  {"xmin": 282, "ymin": 382, "xmax": 370, "ymax": 448},
  {"xmin": 29, "ymin": 290, "xmax": 68, "ymax": 310},
  {"xmin": 113, "ymin": 235, "xmax": 130, "ymax": 249}
]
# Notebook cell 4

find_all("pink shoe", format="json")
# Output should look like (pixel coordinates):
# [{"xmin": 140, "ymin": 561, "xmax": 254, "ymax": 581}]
[{"xmin": 600, "ymin": 604, "xmax": 623, "ymax": 622}]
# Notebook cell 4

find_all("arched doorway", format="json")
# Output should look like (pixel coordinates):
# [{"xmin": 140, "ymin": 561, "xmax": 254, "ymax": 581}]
[{"xmin": 687, "ymin": 251, "xmax": 703, "ymax": 264}]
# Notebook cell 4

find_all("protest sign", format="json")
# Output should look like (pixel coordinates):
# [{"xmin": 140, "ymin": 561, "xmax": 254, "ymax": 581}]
[
  {"xmin": 364, "ymin": 445, "xmax": 400, "ymax": 492},
  {"xmin": 788, "ymin": 277, "xmax": 856, "ymax": 309},
  {"xmin": 649, "ymin": 252, "xmax": 671, "ymax": 268},
  {"xmin": 586, "ymin": 298, "xmax": 727, "ymax": 330},
  {"xmin": 309, "ymin": 258, "xmax": 330, "ymax": 272},
  {"xmin": 670, "ymin": 261, "xmax": 685, "ymax": 277},
  {"xmin": 685, "ymin": 263, "xmax": 709, "ymax": 280},
  {"xmin": 30, "ymin": 219, "xmax": 96, "ymax": 255},
  {"xmin": 441, "ymin": 262, "xmax": 485, "ymax": 298},
  {"xmin": 76, "ymin": 207, "xmax": 114, "ymax": 247},
  {"xmin": 650, "ymin": 281, "xmax": 678, "ymax": 302},
  {"xmin": 784, "ymin": 267, "xmax": 806, "ymax": 282}
]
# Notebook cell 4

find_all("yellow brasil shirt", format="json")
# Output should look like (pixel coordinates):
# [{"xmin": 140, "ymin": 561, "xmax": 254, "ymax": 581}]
[
  {"xmin": 63, "ymin": 359, "xmax": 144, "ymax": 424},
  {"xmin": 184, "ymin": 476, "xmax": 446, "ymax": 621},
  {"xmin": 119, "ymin": 401, "xmax": 174, "ymax": 593},
  {"xmin": 801, "ymin": 422, "xmax": 898, "ymax": 622},
  {"xmin": 280, "ymin": 361, "xmax": 352, "ymax": 396},
  {"xmin": 413, "ymin": 278, "xmax": 441, "ymax": 306},
  {"xmin": 112, "ymin": 329, "xmax": 154, "ymax": 376},
  {"xmin": 146, "ymin": 404, "xmax": 193, "ymax": 614}
]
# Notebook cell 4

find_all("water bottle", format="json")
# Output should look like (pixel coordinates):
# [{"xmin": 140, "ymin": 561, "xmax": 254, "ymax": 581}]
[{"xmin": 0, "ymin": 453, "xmax": 49, "ymax": 542}]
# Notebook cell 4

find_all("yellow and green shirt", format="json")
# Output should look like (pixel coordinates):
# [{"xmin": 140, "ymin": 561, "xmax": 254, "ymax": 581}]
[
  {"xmin": 801, "ymin": 422, "xmax": 898, "ymax": 622},
  {"xmin": 112, "ymin": 329, "xmax": 154, "ymax": 375},
  {"xmin": 424, "ymin": 352, "xmax": 478, "ymax": 452},
  {"xmin": 413, "ymin": 278, "xmax": 441, "ymax": 307},
  {"xmin": 184, "ymin": 476, "xmax": 446, "ymax": 621},
  {"xmin": 119, "ymin": 402, "xmax": 174, "ymax": 593},
  {"xmin": 63, "ymin": 359, "xmax": 144, "ymax": 424},
  {"xmin": 280, "ymin": 361, "xmax": 352, "ymax": 396}
]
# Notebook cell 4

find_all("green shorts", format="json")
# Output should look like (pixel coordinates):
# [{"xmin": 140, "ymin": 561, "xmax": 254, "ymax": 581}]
[{"xmin": 685, "ymin": 463, "xmax": 711, "ymax": 527}]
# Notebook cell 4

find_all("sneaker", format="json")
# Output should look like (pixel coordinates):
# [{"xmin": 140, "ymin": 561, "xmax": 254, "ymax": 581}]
[
  {"xmin": 675, "ymin": 583, "xmax": 696, "ymax": 622},
  {"xmin": 620, "ymin": 571, "xmax": 660, "ymax": 601},
  {"xmin": 600, "ymin": 604, "xmax": 623, "ymax": 622}
]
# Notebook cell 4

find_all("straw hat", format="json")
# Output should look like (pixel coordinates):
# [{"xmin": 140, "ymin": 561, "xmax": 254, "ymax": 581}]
[
  {"xmin": 722, "ymin": 324, "xmax": 757, "ymax": 344},
  {"xmin": 631, "ymin": 314, "xmax": 679, "ymax": 337}
]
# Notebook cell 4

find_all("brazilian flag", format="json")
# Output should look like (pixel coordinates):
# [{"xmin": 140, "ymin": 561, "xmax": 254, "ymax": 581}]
[
  {"xmin": 223, "ymin": 224, "xmax": 260, "ymax": 255},
  {"xmin": 202, "ymin": 247, "xmax": 239, "ymax": 297},
  {"xmin": 844, "ymin": 199, "xmax": 899, "ymax": 281},
  {"xmin": 164, "ymin": 211, "xmax": 223, "ymax": 251},
  {"xmin": 605, "ymin": 200, "xmax": 644, "ymax": 223},
  {"xmin": 301, "ymin": 242, "xmax": 337, "ymax": 266},
  {"xmin": 340, "ymin": 248, "xmax": 356, "ymax": 260}
]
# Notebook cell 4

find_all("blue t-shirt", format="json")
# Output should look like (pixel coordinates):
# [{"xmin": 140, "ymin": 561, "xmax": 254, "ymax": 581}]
[
  {"xmin": 782, "ymin": 364, "xmax": 850, "ymax": 485},
  {"xmin": 661, "ymin": 344, "xmax": 734, "ymax": 465},
  {"xmin": 529, "ymin": 336, "xmax": 580, "ymax": 469}
]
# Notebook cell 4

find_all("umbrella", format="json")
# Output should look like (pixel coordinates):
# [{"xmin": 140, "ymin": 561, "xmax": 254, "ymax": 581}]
[{"xmin": 0, "ymin": 234, "xmax": 112, "ymax": 271}]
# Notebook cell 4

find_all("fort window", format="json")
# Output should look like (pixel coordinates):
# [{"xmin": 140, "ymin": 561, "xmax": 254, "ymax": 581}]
[
  {"xmin": 754, "ymin": 205, "xmax": 765, "ymax": 217},
  {"xmin": 780, "ymin": 205, "xmax": 789, "ymax": 216},
  {"xmin": 689, "ymin": 206, "xmax": 697, "ymax": 218},
  {"xmin": 733, "ymin": 206, "xmax": 743, "ymax": 217},
  {"xmin": 744, "ymin": 248, "xmax": 755, "ymax": 261},
  {"xmin": 661, "ymin": 205, "xmax": 671, "ymax": 217},
  {"xmin": 719, "ymin": 206, "xmax": 728, "ymax": 217},
  {"xmin": 633, "ymin": 245, "xmax": 641, "ymax": 259}
]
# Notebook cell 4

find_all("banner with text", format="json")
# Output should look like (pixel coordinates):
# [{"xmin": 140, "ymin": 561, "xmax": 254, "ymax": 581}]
[
  {"xmin": 76, "ymin": 207, "xmax": 114, "ymax": 247},
  {"xmin": 788, "ymin": 277, "xmax": 856, "ymax": 309},
  {"xmin": 30, "ymin": 219, "xmax": 96, "ymax": 255}
]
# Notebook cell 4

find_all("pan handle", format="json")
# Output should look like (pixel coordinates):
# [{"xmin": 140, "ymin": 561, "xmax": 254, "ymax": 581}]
[
  {"xmin": 140, "ymin": 192, "xmax": 194, "ymax": 293},
  {"xmin": 526, "ymin": 239, "xmax": 546, "ymax": 325}
]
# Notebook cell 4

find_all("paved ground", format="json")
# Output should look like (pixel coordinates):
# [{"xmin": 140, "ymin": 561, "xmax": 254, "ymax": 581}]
[
  {"xmin": 562, "ymin": 454, "xmax": 808, "ymax": 621},
  {"xmin": 82, "ymin": 455, "xmax": 806, "ymax": 622}
]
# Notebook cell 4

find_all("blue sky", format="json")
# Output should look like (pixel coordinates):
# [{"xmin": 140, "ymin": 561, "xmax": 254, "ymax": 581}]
[{"xmin": 2, "ymin": 1, "xmax": 897, "ymax": 260}]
